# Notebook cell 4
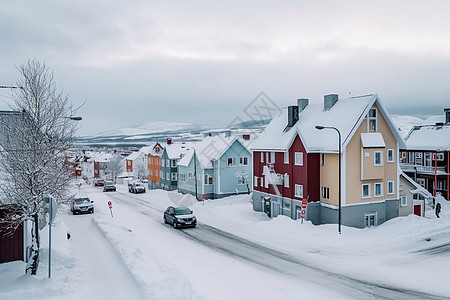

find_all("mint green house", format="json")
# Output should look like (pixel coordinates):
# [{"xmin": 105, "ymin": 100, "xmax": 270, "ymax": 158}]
[{"xmin": 177, "ymin": 134, "xmax": 253, "ymax": 199}]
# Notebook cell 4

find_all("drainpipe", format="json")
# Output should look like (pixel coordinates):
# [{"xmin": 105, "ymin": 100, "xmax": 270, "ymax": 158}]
[
  {"xmin": 434, "ymin": 150, "xmax": 438, "ymax": 197},
  {"xmin": 447, "ymin": 151, "xmax": 449, "ymax": 201}
]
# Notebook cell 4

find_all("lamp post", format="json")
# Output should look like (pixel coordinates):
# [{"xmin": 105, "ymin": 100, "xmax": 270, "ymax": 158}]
[{"xmin": 316, "ymin": 125, "xmax": 341, "ymax": 234}]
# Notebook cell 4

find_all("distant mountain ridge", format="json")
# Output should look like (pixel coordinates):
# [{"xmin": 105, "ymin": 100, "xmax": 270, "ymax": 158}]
[{"xmin": 75, "ymin": 119, "xmax": 271, "ymax": 148}]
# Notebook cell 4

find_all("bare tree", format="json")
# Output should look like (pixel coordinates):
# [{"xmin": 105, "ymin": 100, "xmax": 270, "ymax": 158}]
[
  {"xmin": 135, "ymin": 161, "xmax": 148, "ymax": 181},
  {"xmin": 235, "ymin": 171, "xmax": 251, "ymax": 194},
  {"xmin": 0, "ymin": 59, "xmax": 79, "ymax": 275},
  {"xmin": 107, "ymin": 154, "xmax": 124, "ymax": 182}
]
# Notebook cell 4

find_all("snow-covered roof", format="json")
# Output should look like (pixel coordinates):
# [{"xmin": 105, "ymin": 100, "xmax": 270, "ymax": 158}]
[
  {"xmin": 400, "ymin": 169, "xmax": 433, "ymax": 199},
  {"xmin": 405, "ymin": 124, "xmax": 450, "ymax": 151},
  {"xmin": 165, "ymin": 143, "xmax": 190, "ymax": 160},
  {"xmin": 251, "ymin": 94, "xmax": 406, "ymax": 152},
  {"xmin": 126, "ymin": 151, "xmax": 141, "ymax": 161},
  {"xmin": 361, "ymin": 132, "xmax": 385, "ymax": 148},
  {"xmin": 178, "ymin": 134, "xmax": 252, "ymax": 169}
]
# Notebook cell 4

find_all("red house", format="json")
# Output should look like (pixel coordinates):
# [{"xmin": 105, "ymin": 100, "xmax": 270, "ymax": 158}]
[{"xmin": 252, "ymin": 100, "xmax": 319, "ymax": 218}]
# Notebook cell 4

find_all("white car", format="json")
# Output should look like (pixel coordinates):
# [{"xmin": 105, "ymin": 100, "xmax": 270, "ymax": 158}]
[{"xmin": 70, "ymin": 197, "xmax": 94, "ymax": 214}]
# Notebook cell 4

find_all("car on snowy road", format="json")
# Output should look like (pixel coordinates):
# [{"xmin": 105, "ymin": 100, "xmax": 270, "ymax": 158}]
[
  {"xmin": 94, "ymin": 179, "xmax": 105, "ymax": 186},
  {"xmin": 163, "ymin": 206, "xmax": 197, "ymax": 229},
  {"xmin": 129, "ymin": 182, "xmax": 146, "ymax": 193},
  {"xmin": 103, "ymin": 181, "xmax": 116, "ymax": 192},
  {"xmin": 70, "ymin": 197, "xmax": 94, "ymax": 215}
]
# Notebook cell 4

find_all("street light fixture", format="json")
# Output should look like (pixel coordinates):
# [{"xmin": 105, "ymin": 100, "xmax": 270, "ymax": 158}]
[{"xmin": 315, "ymin": 125, "xmax": 342, "ymax": 234}]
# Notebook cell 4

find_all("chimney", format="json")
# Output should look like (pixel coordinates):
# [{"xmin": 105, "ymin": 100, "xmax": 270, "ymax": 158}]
[
  {"xmin": 297, "ymin": 98, "xmax": 309, "ymax": 113},
  {"xmin": 445, "ymin": 108, "xmax": 450, "ymax": 124},
  {"xmin": 167, "ymin": 138, "xmax": 172, "ymax": 145},
  {"xmin": 324, "ymin": 94, "xmax": 338, "ymax": 111},
  {"xmin": 287, "ymin": 105, "xmax": 299, "ymax": 127},
  {"xmin": 243, "ymin": 134, "xmax": 250, "ymax": 140}
]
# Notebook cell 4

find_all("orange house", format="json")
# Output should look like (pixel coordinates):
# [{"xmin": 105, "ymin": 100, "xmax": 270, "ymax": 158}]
[{"xmin": 148, "ymin": 142, "xmax": 164, "ymax": 189}]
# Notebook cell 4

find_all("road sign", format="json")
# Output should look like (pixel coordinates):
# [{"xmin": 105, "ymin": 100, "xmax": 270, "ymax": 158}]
[
  {"xmin": 107, "ymin": 201, "xmax": 114, "ymax": 218},
  {"xmin": 108, "ymin": 201, "xmax": 112, "ymax": 209},
  {"xmin": 202, "ymin": 194, "xmax": 206, "ymax": 200},
  {"xmin": 301, "ymin": 198, "xmax": 308, "ymax": 219}
]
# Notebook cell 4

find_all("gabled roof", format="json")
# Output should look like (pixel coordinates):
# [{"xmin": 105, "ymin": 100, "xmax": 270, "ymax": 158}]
[
  {"xmin": 404, "ymin": 124, "xmax": 450, "ymax": 151},
  {"xmin": 400, "ymin": 169, "xmax": 433, "ymax": 199},
  {"xmin": 178, "ymin": 134, "xmax": 252, "ymax": 169},
  {"xmin": 251, "ymin": 94, "xmax": 406, "ymax": 153},
  {"xmin": 165, "ymin": 143, "xmax": 191, "ymax": 160},
  {"xmin": 126, "ymin": 151, "xmax": 141, "ymax": 161}
]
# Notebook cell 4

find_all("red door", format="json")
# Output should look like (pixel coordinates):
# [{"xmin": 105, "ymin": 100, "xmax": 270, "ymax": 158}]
[{"xmin": 414, "ymin": 205, "xmax": 421, "ymax": 216}]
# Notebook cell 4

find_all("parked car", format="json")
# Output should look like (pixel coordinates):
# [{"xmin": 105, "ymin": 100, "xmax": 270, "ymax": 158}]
[
  {"xmin": 129, "ymin": 182, "xmax": 146, "ymax": 193},
  {"xmin": 70, "ymin": 197, "xmax": 94, "ymax": 215},
  {"xmin": 163, "ymin": 206, "xmax": 197, "ymax": 229},
  {"xmin": 103, "ymin": 181, "xmax": 116, "ymax": 192},
  {"xmin": 94, "ymin": 179, "xmax": 105, "ymax": 186}
]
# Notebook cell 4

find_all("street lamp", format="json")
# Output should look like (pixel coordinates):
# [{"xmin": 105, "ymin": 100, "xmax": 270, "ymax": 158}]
[
  {"xmin": 66, "ymin": 116, "xmax": 82, "ymax": 121},
  {"xmin": 315, "ymin": 125, "xmax": 342, "ymax": 234}
]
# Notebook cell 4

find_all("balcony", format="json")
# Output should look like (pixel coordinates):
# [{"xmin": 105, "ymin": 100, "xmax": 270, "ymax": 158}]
[{"xmin": 400, "ymin": 163, "xmax": 448, "ymax": 175}]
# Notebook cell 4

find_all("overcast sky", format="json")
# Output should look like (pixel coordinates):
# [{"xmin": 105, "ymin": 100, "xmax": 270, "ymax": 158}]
[{"xmin": 1, "ymin": 0, "xmax": 449, "ymax": 136}]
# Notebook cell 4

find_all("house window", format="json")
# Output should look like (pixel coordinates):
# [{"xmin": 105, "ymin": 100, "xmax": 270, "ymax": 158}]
[
  {"xmin": 149, "ymin": 169, "xmax": 153, "ymax": 176},
  {"xmin": 321, "ymin": 187, "xmax": 329, "ymax": 200},
  {"xmin": 367, "ymin": 108, "xmax": 377, "ymax": 132},
  {"xmin": 266, "ymin": 152, "xmax": 269, "ymax": 163},
  {"xmin": 284, "ymin": 174, "xmax": 289, "ymax": 188},
  {"xmin": 204, "ymin": 175, "xmax": 213, "ymax": 185},
  {"xmin": 364, "ymin": 213, "xmax": 377, "ymax": 227},
  {"xmin": 180, "ymin": 173, "xmax": 186, "ymax": 182},
  {"xmin": 239, "ymin": 157, "xmax": 249, "ymax": 166},
  {"xmin": 387, "ymin": 181, "xmax": 394, "ymax": 195},
  {"xmin": 400, "ymin": 196, "xmax": 407, "ymax": 207},
  {"xmin": 171, "ymin": 173, "xmax": 177, "ymax": 181},
  {"xmin": 260, "ymin": 176, "xmax": 264, "ymax": 187},
  {"xmin": 166, "ymin": 173, "xmax": 170, "ymax": 180},
  {"xmin": 408, "ymin": 152, "xmax": 414, "ymax": 164},
  {"xmin": 374, "ymin": 182, "xmax": 383, "ymax": 197},
  {"xmin": 374, "ymin": 151, "xmax": 383, "ymax": 166},
  {"xmin": 417, "ymin": 178, "xmax": 425, "ymax": 188},
  {"xmin": 227, "ymin": 157, "xmax": 236, "ymax": 167},
  {"xmin": 264, "ymin": 176, "xmax": 269, "ymax": 188},
  {"xmin": 295, "ymin": 184, "xmax": 303, "ymax": 198},
  {"xmin": 295, "ymin": 152, "xmax": 303, "ymax": 166},
  {"xmin": 284, "ymin": 151, "xmax": 289, "ymax": 164},
  {"xmin": 166, "ymin": 160, "xmax": 170, "ymax": 167},
  {"xmin": 424, "ymin": 153, "xmax": 432, "ymax": 167},
  {"xmin": 387, "ymin": 149, "xmax": 394, "ymax": 162},
  {"xmin": 254, "ymin": 176, "xmax": 258, "ymax": 187},
  {"xmin": 435, "ymin": 153, "xmax": 444, "ymax": 161},
  {"xmin": 171, "ymin": 160, "xmax": 177, "ymax": 167},
  {"xmin": 261, "ymin": 152, "xmax": 264, "ymax": 163},
  {"xmin": 400, "ymin": 152, "xmax": 406, "ymax": 163},
  {"xmin": 161, "ymin": 159, "xmax": 165, "ymax": 166},
  {"xmin": 362, "ymin": 184, "xmax": 370, "ymax": 198},
  {"xmin": 415, "ymin": 152, "xmax": 422, "ymax": 165},
  {"xmin": 321, "ymin": 154, "xmax": 325, "ymax": 166},
  {"xmin": 271, "ymin": 152, "xmax": 275, "ymax": 163},
  {"xmin": 188, "ymin": 172, "xmax": 193, "ymax": 178}
]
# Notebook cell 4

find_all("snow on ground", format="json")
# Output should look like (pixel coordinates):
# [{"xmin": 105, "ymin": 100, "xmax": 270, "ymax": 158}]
[{"xmin": 1, "ymin": 183, "xmax": 450, "ymax": 299}]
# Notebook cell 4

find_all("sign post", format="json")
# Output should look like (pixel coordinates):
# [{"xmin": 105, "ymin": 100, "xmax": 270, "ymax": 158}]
[
  {"xmin": 44, "ymin": 195, "xmax": 57, "ymax": 278},
  {"xmin": 300, "ymin": 197, "xmax": 308, "ymax": 224},
  {"xmin": 108, "ymin": 201, "xmax": 113, "ymax": 218},
  {"xmin": 202, "ymin": 194, "xmax": 206, "ymax": 206}
]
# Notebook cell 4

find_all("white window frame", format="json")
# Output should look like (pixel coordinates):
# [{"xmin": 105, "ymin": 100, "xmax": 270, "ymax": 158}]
[
  {"xmin": 367, "ymin": 108, "xmax": 377, "ymax": 132},
  {"xmin": 387, "ymin": 149, "xmax": 394, "ymax": 163},
  {"xmin": 362, "ymin": 184, "xmax": 370, "ymax": 198},
  {"xmin": 374, "ymin": 151, "xmax": 383, "ymax": 166},
  {"xmin": 284, "ymin": 174, "xmax": 289, "ymax": 188},
  {"xmin": 387, "ymin": 180, "xmax": 394, "ymax": 195},
  {"xmin": 270, "ymin": 152, "xmax": 275, "ymax": 164},
  {"xmin": 254, "ymin": 176, "xmax": 258, "ymax": 187},
  {"xmin": 284, "ymin": 151, "xmax": 289, "ymax": 164},
  {"xmin": 180, "ymin": 173, "xmax": 186, "ymax": 182},
  {"xmin": 264, "ymin": 176, "xmax": 269, "ymax": 188},
  {"xmin": 374, "ymin": 182, "xmax": 383, "ymax": 197},
  {"xmin": 295, "ymin": 152, "xmax": 303, "ymax": 166},
  {"xmin": 295, "ymin": 184, "xmax": 303, "ymax": 198},
  {"xmin": 260, "ymin": 176, "xmax": 264, "ymax": 187},
  {"xmin": 408, "ymin": 152, "xmax": 414, "ymax": 163},
  {"xmin": 166, "ymin": 173, "xmax": 170, "ymax": 180},
  {"xmin": 400, "ymin": 195, "xmax": 407, "ymax": 207},
  {"xmin": 417, "ymin": 178, "xmax": 425, "ymax": 188},
  {"xmin": 239, "ymin": 156, "xmax": 249, "ymax": 166},
  {"xmin": 435, "ymin": 153, "xmax": 444, "ymax": 161},
  {"xmin": 321, "ymin": 186, "xmax": 329, "ymax": 200},
  {"xmin": 227, "ymin": 157, "xmax": 236, "ymax": 167},
  {"xmin": 260, "ymin": 152, "xmax": 264, "ymax": 163},
  {"xmin": 188, "ymin": 172, "xmax": 193, "ymax": 178},
  {"xmin": 364, "ymin": 212, "xmax": 377, "ymax": 227},
  {"xmin": 415, "ymin": 152, "xmax": 423, "ymax": 165}
]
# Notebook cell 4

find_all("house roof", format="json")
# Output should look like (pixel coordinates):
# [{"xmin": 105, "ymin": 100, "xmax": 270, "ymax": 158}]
[
  {"xmin": 251, "ymin": 94, "xmax": 406, "ymax": 153},
  {"xmin": 404, "ymin": 124, "xmax": 450, "ymax": 151},
  {"xmin": 165, "ymin": 143, "xmax": 190, "ymax": 160},
  {"xmin": 126, "ymin": 151, "xmax": 141, "ymax": 161},
  {"xmin": 178, "ymin": 134, "xmax": 252, "ymax": 169},
  {"xmin": 400, "ymin": 169, "xmax": 433, "ymax": 199}
]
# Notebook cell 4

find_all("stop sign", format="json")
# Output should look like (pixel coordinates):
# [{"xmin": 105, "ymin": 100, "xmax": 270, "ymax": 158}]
[{"xmin": 108, "ymin": 201, "xmax": 112, "ymax": 209}]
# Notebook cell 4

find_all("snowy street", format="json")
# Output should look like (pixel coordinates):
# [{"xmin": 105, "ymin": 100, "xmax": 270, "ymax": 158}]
[{"xmin": 1, "ymin": 183, "xmax": 450, "ymax": 299}]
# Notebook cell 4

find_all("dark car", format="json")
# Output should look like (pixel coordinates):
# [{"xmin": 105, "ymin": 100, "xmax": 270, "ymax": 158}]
[
  {"xmin": 129, "ymin": 182, "xmax": 146, "ymax": 193},
  {"xmin": 70, "ymin": 197, "xmax": 94, "ymax": 215},
  {"xmin": 164, "ymin": 206, "xmax": 197, "ymax": 229},
  {"xmin": 103, "ymin": 181, "xmax": 116, "ymax": 192},
  {"xmin": 94, "ymin": 179, "xmax": 105, "ymax": 186}
]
